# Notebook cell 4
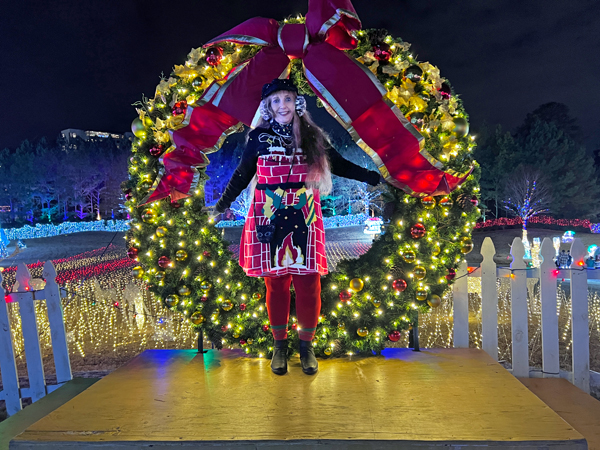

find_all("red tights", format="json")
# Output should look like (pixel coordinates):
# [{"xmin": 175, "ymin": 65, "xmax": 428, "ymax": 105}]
[{"xmin": 264, "ymin": 273, "xmax": 321, "ymax": 341}]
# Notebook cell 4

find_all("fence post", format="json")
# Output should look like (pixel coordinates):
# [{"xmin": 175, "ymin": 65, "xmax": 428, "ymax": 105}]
[
  {"xmin": 0, "ymin": 269, "xmax": 22, "ymax": 415},
  {"xmin": 10, "ymin": 263, "xmax": 46, "ymax": 402},
  {"xmin": 539, "ymin": 238, "xmax": 559, "ymax": 378},
  {"xmin": 453, "ymin": 260, "xmax": 469, "ymax": 348},
  {"xmin": 510, "ymin": 237, "xmax": 529, "ymax": 378},
  {"xmin": 480, "ymin": 237, "xmax": 498, "ymax": 361},
  {"xmin": 42, "ymin": 261, "xmax": 72, "ymax": 390},
  {"xmin": 569, "ymin": 238, "xmax": 589, "ymax": 393}
]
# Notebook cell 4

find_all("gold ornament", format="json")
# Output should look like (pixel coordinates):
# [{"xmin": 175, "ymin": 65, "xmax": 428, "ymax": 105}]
[
  {"xmin": 421, "ymin": 196, "xmax": 436, "ymax": 209},
  {"xmin": 416, "ymin": 289, "xmax": 428, "ymax": 301},
  {"xmin": 413, "ymin": 266, "xmax": 426, "ymax": 280},
  {"xmin": 357, "ymin": 328, "xmax": 369, "ymax": 337},
  {"xmin": 402, "ymin": 250, "xmax": 416, "ymax": 264},
  {"xmin": 178, "ymin": 285, "xmax": 191, "ymax": 296},
  {"xmin": 452, "ymin": 117, "xmax": 469, "ymax": 138},
  {"xmin": 252, "ymin": 292, "xmax": 263, "ymax": 300},
  {"xmin": 232, "ymin": 331, "xmax": 240, "ymax": 338},
  {"xmin": 190, "ymin": 312, "xmax": 205, "ymax": 325},
  {"xmin": 155, "ymin": 271, "xmax": 166, "ymax": 281},
  {"xmin": 141, "ymin": 209, "xmax": 156, "ymax": 223},
  {"xmin": 349, "ymin": 278, "xmax": 364, "ymax": 292},
  {"xmin": 132, "ymin": 266, "xmax": 144, "ymax": 279},
  {"xmin": 337, "ymin": 323, "xmax": 346, "ymax": 331},
  {"xmin": 221, "ymin": 300, "xmax": 234, "ymax": 311},
  {"xmin": 165, "ymin": 294, "xmax": 179, "ymax": 308},
  {"xmin": 371, "ymin": 298, "xmax": 382, "ymax": 307},
  {"xmin": 428, "ymin": 295, "xmax": 442, "ymax": 308},
  {"xmin": 432, "ymin": 245, "xmax": 441, "ymax": 256},
  {"xmin": 440, "ymin": 197, "xmax": 453, "ymax": 209},
  {"xmin": 324, "ymin": 347, "xmax": 332, "ymax": 356},
  {"xmin": 461, "ymin": 237, "xmax": 474, "ymax": 254},
  {"xmin": 200, "ymin": 281, "xmax": 212, "ymax": 291},
  {"xmin": 156, "ymin": 226, "xmax": 168, "ymax": 237},
  {"xmin": 175, "ymin": 250, "xmax": 188, "ymax": 261},
  {"xmin": 247, "ymin": 338, "xmax": 254, "ymax": 345},
  {"xmin": 143, "ymin": 115, "xmax": 154, "ymax": 127},
  {"xmin": 131, "ymin": 118, "xmax": 147, "ymax": 139}
]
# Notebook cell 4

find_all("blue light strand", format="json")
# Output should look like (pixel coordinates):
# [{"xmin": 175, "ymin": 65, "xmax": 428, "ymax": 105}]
[
  {"xmin": 215, "ymin": 213, "xmax": 381, "ymax": 229},
  {"xmin": 4, "ymin": 220, "xmax": 130, "ymax": 241}
]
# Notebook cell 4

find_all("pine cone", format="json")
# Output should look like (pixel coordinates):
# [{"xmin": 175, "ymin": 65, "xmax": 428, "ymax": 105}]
[{"xmin": 456, "ymin": 193, "xmax": 475, "ymax": 212}]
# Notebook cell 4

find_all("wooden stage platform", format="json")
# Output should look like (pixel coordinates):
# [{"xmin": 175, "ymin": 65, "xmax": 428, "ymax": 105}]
[{"xmin": 8, "ymin": 348, "xmax": 588, "ymax": 449}]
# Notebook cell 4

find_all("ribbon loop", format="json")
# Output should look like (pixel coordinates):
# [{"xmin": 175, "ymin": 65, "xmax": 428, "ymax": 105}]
[{"xmin": 278, "ymin": 24, "xmax": 309, "ymax": 59}]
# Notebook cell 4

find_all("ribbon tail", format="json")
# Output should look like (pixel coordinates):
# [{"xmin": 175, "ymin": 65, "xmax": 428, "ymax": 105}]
[{"xmin": 303, "ymin": 43, "xmax": 472, "ymax": 197}]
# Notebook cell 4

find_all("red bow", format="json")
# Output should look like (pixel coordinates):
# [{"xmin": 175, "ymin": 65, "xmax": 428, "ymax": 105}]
[{"xmin": 141, "ymin": 0, "xmax": 472, "ymax": 205}]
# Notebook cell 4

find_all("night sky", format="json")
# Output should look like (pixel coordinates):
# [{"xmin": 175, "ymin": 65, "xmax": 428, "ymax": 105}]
[{"xmin": 2, "ymin": 0, "xmax": 599, "ymax": 151}]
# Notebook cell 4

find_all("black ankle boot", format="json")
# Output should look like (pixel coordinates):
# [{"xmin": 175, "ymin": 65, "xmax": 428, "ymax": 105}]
[
  {"xmin": 271, "ymin": 339, "xmax": 288, "ymax": 375},
  {"xmin": 299, "ymin": 339, "xmax": 318, "ymax": 375}
]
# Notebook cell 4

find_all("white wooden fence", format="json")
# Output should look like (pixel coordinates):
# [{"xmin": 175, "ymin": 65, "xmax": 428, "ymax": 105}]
[
  {"xmin": 452, "ymin": 236, "xmax": 591, "ymax": 393},
  {"xmin": 0, "ymin": 262, "xmax": 72, "ymax": 416}
]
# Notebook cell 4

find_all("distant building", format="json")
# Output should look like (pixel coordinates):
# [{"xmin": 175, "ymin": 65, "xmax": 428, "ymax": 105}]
[{"xmin": 60, "ymin": 129, "xmax": 133, "ymax": 151}]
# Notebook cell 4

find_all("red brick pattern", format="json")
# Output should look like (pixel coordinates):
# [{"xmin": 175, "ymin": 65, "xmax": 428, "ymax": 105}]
[{"xmin": 239, "ymin": 149, "xmax": 327, "ymax": 277}]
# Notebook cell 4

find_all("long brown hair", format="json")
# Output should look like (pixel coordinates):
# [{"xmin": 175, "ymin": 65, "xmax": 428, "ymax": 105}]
[{"xmin": 257, "ymin": 91, "xmax": 332, "ymax": 194}]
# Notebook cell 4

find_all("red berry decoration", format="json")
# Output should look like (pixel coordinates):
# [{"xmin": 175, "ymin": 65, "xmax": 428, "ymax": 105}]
[
  {"xmin": 206, "ymin": 46, "xmax": 223, "ymax": 66},
  {"xmin": 388, "ymin": 330, "xmax": 401, "ymax": 342},
  {"xmin": 158, "ymin": 256, "xmax": 172, "ymax": 269},
  {"xmin": 149, "ymin": 145, "xmax": 164, "ymax": 157},
  {"xmin": 203, "ymin": 250, "xmax": 211, "ymax": 258},
  {"xmin": 262, "ymin": 325, "xmax": 270, "ymax": 332},
  {"xmin": 373, "ymin": 42, "xmax": 392, "ymax": 62},
  {"xmin": 201, "ymin": 295, "xmax": 208, "ymax": 302},
  {"xmin": 410, "ymin": 223, "xmax": 426, "ymax": 239},
  {"xmin": 221, "ymin": 326, "xmax": 228, "ymax": 332},
  {"xmin": 393, "ymin": 279, "xmax": 407, "ymax": 292},
  {"xmin": 438, "ymin": 82, "xmax": 452, "ymax": 99},
  {"xmin": 240, "ymin": 303, "xmax": 247, "ymax": 311},
  {"xmin": 127, "ymin": 247, "xmax": 139, "ymax": 260},
  {"xmin": 339, "ymin": 290, "xmax": 352, "ymax": 302},
  {"xmin": 172, "ymin": 100, "xmax": 187, "ymax": 116},
  {"xmin": 445, "ymin": 268, "xmax": 456, "ymax": 281},
  {"xmin": 240, "ymin": 339, "xmax": 246, "ymax": 345}
]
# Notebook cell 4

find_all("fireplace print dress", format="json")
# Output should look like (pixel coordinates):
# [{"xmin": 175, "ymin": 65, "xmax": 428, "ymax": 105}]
[{"xmin": 214, "ymin": 126, "xmax": 380, "ymax": 278}]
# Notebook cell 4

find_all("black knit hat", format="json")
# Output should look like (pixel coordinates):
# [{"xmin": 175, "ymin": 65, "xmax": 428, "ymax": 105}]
[{"xmin": 261, "ymin": 78, "xmax": 298, "ymax": 100}]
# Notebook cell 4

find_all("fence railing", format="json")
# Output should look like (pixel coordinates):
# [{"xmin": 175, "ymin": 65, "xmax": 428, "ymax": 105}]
[
  {"xmin": 0, "ymin": 262, "xmax": 72, "ymax": 416},
  {"xmin": 452, "ymin": 236, "xmax": 591, "ymax": 393}
]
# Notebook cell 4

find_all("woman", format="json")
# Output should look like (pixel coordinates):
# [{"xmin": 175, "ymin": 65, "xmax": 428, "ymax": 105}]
[{"xmin": 213, "ymin": 78, "xmax": 381, "ymax": 375}]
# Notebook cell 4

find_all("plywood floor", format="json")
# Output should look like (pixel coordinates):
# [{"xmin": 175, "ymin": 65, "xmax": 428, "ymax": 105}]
[{"xmin": 11, "ymin": 348, "xmax": 586, "ymax": 449}]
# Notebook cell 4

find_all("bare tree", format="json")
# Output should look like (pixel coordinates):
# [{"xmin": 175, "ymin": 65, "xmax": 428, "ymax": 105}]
[{"xmin": 502, "ymin": 167, "xmax": 552, "ymax": 241}]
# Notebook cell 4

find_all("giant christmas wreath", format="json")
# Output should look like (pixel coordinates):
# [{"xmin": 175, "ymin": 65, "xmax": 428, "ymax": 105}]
[{"xmin": 123, "ymin": 2, "xmax": 480, "ymax": 358}]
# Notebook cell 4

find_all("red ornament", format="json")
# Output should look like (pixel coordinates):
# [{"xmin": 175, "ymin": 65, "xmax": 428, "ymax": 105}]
[
  {"xmin": 393, "ymin": 279, "xmax": 407, "ymax": 292},
  {"xmin": 221, "ymin": 326, "xmax": 228, "ymax": 332},
  {"xmin": 239, "ymin": 339, "xmax": 246, "ymax": 345},
  {"xmin": 172, "ymin": 101, "xmax": 187, "ymax": 116},
  {"xmin": 201, "ymin": 295, "xmax": 208, "ymax": 302},
  {"xmin": 206, "ymin": 46, "xmax": 223, "ymax": 66},
  {"xmin": 262, "ymin": 325, "xmax": 270, "ymax": 332},
  {"xmin": 339, "ymin": 290, "xmax": 352, "ymax": 302},
  {"xmin": 240, "ymin": 303, "xmax": 247, "ymax": 311},
  {"xmin": 373, "ymin": 42, "xmax": 392, "ymax": 62},
  {"xmin": 445, "ymin": 268, "xmax": 456, "ymax": 281},
  {"xmin": 438, "ymin": 82, "xmax": 452, "ymax": 99},
  {"xmin": 158, "ymin": 256, "xmax": 172, "ymax": 268},
  {"xmin": 203, "ymin": 250, "xmax": 211, "ymax": 258},
  {"xmin": 410, "ymin": 223, "xmax": 426, "ymax": 239},
  {"xmin": 170, "ymin": 200, "xmax": 181, "ymax": 208},
  {"xmin": 292, "ymin": 323, "xmax": 298, "ymax": 330},
  {"xmin": 127, "ymin": 247, "xmax": 139, "ymax": 260},
  {"xmin": 388, "ymin": 330, "xmax": 401, "ymax": 342},
  {"xmin": 149, "ymin": 145, "xmax": 164, "ymax": 157}
]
